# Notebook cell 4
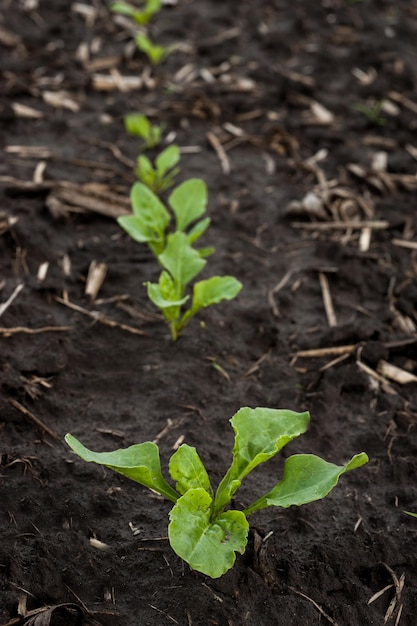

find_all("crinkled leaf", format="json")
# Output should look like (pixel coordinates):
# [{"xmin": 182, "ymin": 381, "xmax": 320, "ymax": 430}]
[
  {"xmin": 156, "ymin": 145, "xmax": 180, "ymax": 177},
  {"xmin": 159, "ymin": 232, "xmax": 206, "ymax": 290},
  {"xmin": 245, "ymin": 453, "xmax": 368, "ymax": 515},
  {"xmin": 169, "ymin": 179, "xmax": 208, "ymax": 232},
  {"xmin": 169, "ymin": 444, "xmax": 212, "ymax": 495},
  {"xmin": 65, "ymin": 434, "xmax": 179, "ymax": 503},
  {"xmin": 214, "ymin": 408, "xmax": 310, "ymax": 515},
  {"xmin": 168, "ymin": 488, "xmax": 249, "ymax": 578}
]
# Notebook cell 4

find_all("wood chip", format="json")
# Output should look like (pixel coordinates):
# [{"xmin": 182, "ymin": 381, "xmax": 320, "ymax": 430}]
[
  {"xmin": 92, "ymin": 73, "xmax": 143, "ymax": 91},
  {"xmin": 377, "ymin": 360, "xmax": 417, "ymax": 385},
  {"xmin": 42, "ymin": 90, "xmax": 80, "ymax": 112},
  {"xmin": 85, "ymin": 261, "xmax": 107, "ymax": 302},
  {"xmin": 319, "ymin": 272, "xmax": 337, "ymax": 327},
  {"xmin": 206, "ymin": 131, "xmax": 231, "ymax": 174},
  {"xmin": 12, "ymin": 103, "xmax": 44, "ymax": 119}
]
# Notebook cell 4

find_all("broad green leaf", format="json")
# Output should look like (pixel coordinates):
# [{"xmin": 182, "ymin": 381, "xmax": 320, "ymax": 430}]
[
  {"xmin": 156, "ymin": 145, "xmax": 180, "ymax": 177},
  {"xmin": 244, "ymin": 453, "xmax": 369, "ymax": 516},
  {"xmin": 169, "ymin": 179, "xmax": 208, "ymax": 232},
  {"xmin": 159, "ymin": 232, "xmax": 206, "ymax": 291},
  {"xmin": 190, "ymin": 276, "xmax": 242, "ymax": 315},
  {"xmin": 169, "ymin": 444, "xmax": 212, "ymax": 495},
  {"xmin": 214, "ymin": 408, "xmax": 310, "ymax": 515},
  {"xmin": 187, "ymin": 217, "xmax": 211, "ymax": 244},
  {"xmin": 124, "ymin": 113, "xmax": 151, "ymax": 138},
  {"xmin": 168, "ymin": 488, "xmax": 249, "ymax": 578},
  {"xmin": 65, "ymin": 434, "xmax": 179, "ymax": 503},
  {"xmin": 117, "ymin": 215, "xmax": 157, "ymax": 245},
  {"xmin": 119, "ymin": 183, "xmax": 169, "ymax": 252}
]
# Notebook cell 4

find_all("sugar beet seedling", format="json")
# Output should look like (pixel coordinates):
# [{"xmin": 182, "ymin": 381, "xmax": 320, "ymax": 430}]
[
  {"xmin": 118, "ymin": 178, "xmax": 242, "ymax": 339},
  {"xmin": 66, "ymin": 407, "xmax": 368, "ymax": 578}
]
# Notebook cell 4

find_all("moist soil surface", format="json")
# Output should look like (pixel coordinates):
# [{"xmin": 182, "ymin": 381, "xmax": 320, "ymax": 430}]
[{"xmin": 1, "ymin": 1, "xmax": 417, "ymax": 625}]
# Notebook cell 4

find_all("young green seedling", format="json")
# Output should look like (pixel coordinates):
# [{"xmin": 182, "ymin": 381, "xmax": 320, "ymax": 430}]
[
  {"xmin": 124, "ymin": 113, "xmax": 163, "ymax": 150},
  {"xmin": 135, "ymin": 144, "xmax": 180, "ymax": 193},
  {"xmin": 65, "ymin": 407, "xmax": 368, "ymax": 578},
  {"xmin": 111, "ymin": 0, "xmax": 161, "ymax": 26},
  {"xmin": 135, "ymin": 33, "xmax": 174, "ymax": 65},
  {"xmin": 117, "ymin": 178, "xmax": 211, "ymax": 256},
  {"xmin": 146, "ymin": 231, "xmax": 242, "ymax": 339},
  {"xmin": 118, "ymin": 178, "xmax": 242, "ymax": 339},
  {"xmin": 351, "ymin": 100, "xmax": 387, "ymax": 126}
]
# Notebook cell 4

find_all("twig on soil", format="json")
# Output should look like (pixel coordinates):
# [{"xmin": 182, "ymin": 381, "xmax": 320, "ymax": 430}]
[
  {"xmin": 153, "ymin": 418, "xmax": 185, "ymax": 444},
  {"xmin": 268, "ymin": 270, "xmax": 293, "ymax": 317},
  {"xmin": 206, "ymin": 131, "xmax": 231, "ymax": 174},
  {"xmin": 291, "ymin": 220, "xmax": 390, "ymax": 230},
  {"xmin": 0, "ymin": 283, "xmax": 24, "ymax": 318},
  {"xmin": 288, "ymin": 586, "xmax": 339, "ymax": 626},
  {"xmin": 0, "ymin": 325, "xmax": 72, "ymax": 337},
  {"xmin": 55, "ymin": 296, "xmax": 146, "ymax": 335},
  {"xmin": 319, "ymin": 272, "xmax": 337, "ymax": 327},
  {"xmin": 292, "ymin": 345, "xmax": 357, "ymax": 359},
  {"xmin": 356, "ymin": 358, "xmax": 397, "ymax": 395},
  {"xmin": 392, "ymin": 238, "xmax": 417, "ymax": 250},
  {"xmin": 8, "ymin": 398, "xmax": 60, "ymax": 441},
  {"xmin": 149, "ymin": 604, "xmax": 179, "ymax": 624}
]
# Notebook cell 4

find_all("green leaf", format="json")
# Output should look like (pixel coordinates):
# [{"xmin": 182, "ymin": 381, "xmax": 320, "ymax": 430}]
[
  {"xmin": 187, "ymin": 217, "xmax": 211, "ymax": 245},
  {"xmin": 169, "ymin": 179, "xmax": 208, "ymax": 232},
  {"xmin": 214, "ymin": 408, "xmax": 310, "ymax": 515},
  {"xmin": 155, "ymin": 145, "xmax": 180, "ymax": 177},
  {"xmin": 190, "ymin": 276, "xmax": 242, "ymax": 315},
  {"xmin": 65, "ymin": 434, "xmax": 179, "ymax": 503},
  {"xmin": 136, "ymin": 156, "xmax": 157, "ymax": 189},
  {"xmin": 146, "ymin": 276, "xmax": 188, "ymax": 309},
  {"xmin": 124, "ymin": 113, "xmax": 151, "ymax": 139},
  {"xmin": 110, "ymin": 2, "xmax": 136, "ymax": 17},
  {"xmin": 244, "ymin": 453, "xmax": 369, "ymax": 516},
  {"xmin": 169, "ymin": 444, "xmax": 212, "ymax": 495},
  {"xmin": 404, "ymin": 511, "xmax": 417, "ymax": 519},
  {"xmin": 118, "ymin": 183, "xmax": 169, "ymax": 253},
  {"xmin": 159, "ymin": 232, "xmax": 206, "ymax": 291},
  {"xmin": 136, "ymin": 34, "xmax": 171, "ymax": 65},
  {"xmin": 168, "ymin": 488, "xmax": 249, "ymax": 578}
]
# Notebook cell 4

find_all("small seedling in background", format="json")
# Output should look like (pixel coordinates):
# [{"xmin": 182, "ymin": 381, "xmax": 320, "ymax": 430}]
[
  {"xmin": 111, "ymin": 0, "xmax": 162, "ymax": 25},
  {"xmin": 135, "ymin": 33, "xmax": 173, "ymax": 65},
  {"xmin": 118, "ymin": 178, "xmax": 212, "ymax": 256},
  {"xmin": 146, "ymin": 231, "xmax": 242, "ymax": 340},
  {"xmin": 351, "ymin": 100, "xmax": 387, "ymax": 126},
  {"xmin": 136, "ymin": 144, "xmax": 180, "ymax": 194},
  {"xmin": 124, "ymin": 113, "xmax": 163, "ymax": 150},
  {"xmin": 65, "ymin": 407, "xmax": 368, "ymax": 578},
  {"xmin": 118, "ymin": 178, "xmax": 241, "ymax": 339}
]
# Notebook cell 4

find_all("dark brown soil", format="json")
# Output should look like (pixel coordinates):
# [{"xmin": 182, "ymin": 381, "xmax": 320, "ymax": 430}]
[{"xmin": 1, "ymin": 1, "xmax": 417, "ymax": 624}]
